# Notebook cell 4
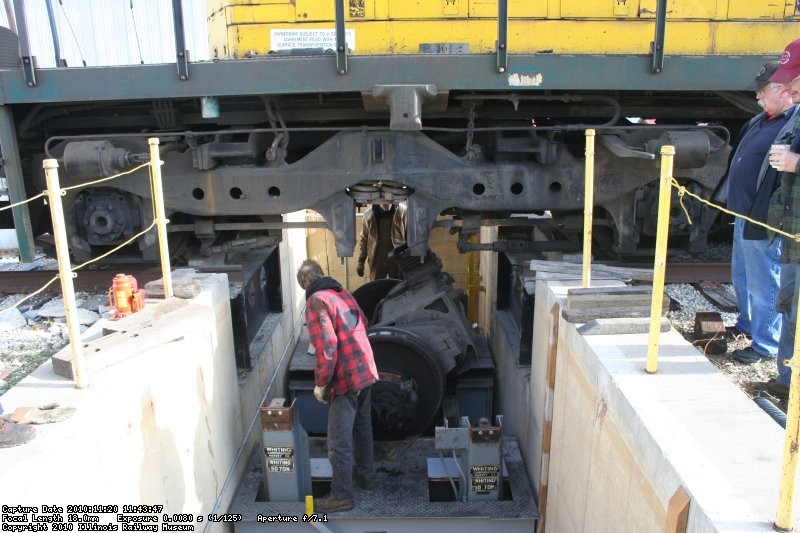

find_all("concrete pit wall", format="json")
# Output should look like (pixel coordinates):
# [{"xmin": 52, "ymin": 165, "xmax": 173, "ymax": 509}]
[
  {"xmin": 0, "ymin": 222, "xmax": 310, "ymax": 532},
  {"xmin": 483, "ymin": 263, "xmax": 796, "ymax": 532}
]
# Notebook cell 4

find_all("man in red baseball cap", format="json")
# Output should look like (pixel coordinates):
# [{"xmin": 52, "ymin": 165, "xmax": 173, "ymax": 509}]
[
  {"xmin": 764, "ymin": 37, "xmax": 800, "ymax": 399},
  {"xmin": 770, "ymin": 38, "xmax": 800, "ymax": 84}
]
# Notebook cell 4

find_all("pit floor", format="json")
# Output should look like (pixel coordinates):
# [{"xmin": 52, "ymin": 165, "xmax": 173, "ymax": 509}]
[{"xmin": 230, "ymin": 436, "xmax": 539, "ymax": 532}]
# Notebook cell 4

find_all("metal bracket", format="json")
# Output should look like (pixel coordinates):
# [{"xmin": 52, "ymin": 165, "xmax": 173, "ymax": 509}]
[
  {"xmin": 406, "ymin": 193, "xmax": 446, "ymax": 257},
  {"xmin": 334, "ymin": 0, "xmax": 348, "ymax": 75},
  {"xmin": 172, "ymin": 0, "xmax": 189, "ymax": 80},
  {"xmin": 597, "ymin": 134, "xmax": 656, "ymax": 160},
  {"xmin": 13, "ymin": 0, "xmax": 36, "ymax": 87},
  {"xmin": 371, "ymin": 85, "xmax": 438, "ymax": 131},
  {"xmin": 496, "ymin": 0, "xmax": 508, "ymax": 73},
  {"xmin": 311, "ymin": 192, "xmax": 356, "ymax": 257},
  {"xmin": 650, "ymin": 0, "xmax": 666, "ymax": 74}
]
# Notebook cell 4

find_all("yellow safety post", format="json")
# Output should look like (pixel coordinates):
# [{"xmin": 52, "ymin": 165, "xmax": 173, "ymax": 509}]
[
  {"xmin": 582, "ymin": 129, "xmax": 596, "ymax": 288},
  {"xmin": 305, "ymin": 495, "xmax": 314, "ymax": 521},
  {"xmin": 645, "ymin": 145, "xmax": 675, "ymax": 374},
  {"xmin": 43, "ymin": 159, "xmax": 88, "ymax": 389},
  {"xmin": 148, "ymin": 137, "xmax": 173, "ymax": 299},
  {"xmin": 775, "ymin": 300, "xmax": 800, "ymax": 530},
  {"xmin": 466, "ymin": 234, "xmax": 484, "ymax": 323}
]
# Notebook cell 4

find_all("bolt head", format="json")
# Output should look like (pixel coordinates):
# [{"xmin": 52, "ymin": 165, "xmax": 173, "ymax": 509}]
[
  {"xmin": 498, "ymin": 67, "xmax": 505, "ymax": 73},
  {"xmin": 267, "ymin": 410, "xmax": 273, "ymax": 415}
]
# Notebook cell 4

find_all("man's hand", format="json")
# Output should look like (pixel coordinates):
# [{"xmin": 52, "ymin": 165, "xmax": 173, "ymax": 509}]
[
  {"xmin": 356, "ymin": 262, "xmax": 365, "ymax": 277},
  {"xmin": 770, "ymin": 147, "xmax": 800, "ymax": 173},
  {"xmin": 314, "ymin": 385, "xmax": 329, "ymax": 404}
]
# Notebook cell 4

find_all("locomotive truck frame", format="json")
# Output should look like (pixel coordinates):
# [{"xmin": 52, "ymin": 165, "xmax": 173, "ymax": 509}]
[{"xmin": 1, "ymin": 0, "xmax": 798, "ymax": 264}]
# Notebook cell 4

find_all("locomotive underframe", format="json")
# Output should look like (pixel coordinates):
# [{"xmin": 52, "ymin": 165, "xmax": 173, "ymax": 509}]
[{"xmin": 0, "ymin": 50, "xmax": 763, "ymax": 262}]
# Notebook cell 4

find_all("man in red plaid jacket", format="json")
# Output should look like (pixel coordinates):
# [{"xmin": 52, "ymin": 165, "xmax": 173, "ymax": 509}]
[{"xmin": 296, "ymin": 259, "xmax": 379, "ymax": 513}]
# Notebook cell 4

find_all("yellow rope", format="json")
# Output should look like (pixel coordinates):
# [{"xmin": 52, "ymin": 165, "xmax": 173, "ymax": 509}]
[
  {"xmin": 0, "ymin": 162, "xmax": 150, "ymax": 212},
  {"xmin": 61, "ymin": 162, "xmax": 150, "ymax": 192},
  {"xmin": 670, "ymin": 177, "xmax": 800, "ymax": 243},
  {"xmin": 0, "ymin": 191, "xmax": 46, "ymax": 212},
  {"xmin": 0, "ymin": 156, "xmax": 164, "ymax": 315},
  {"xmin": 72, "ymin": 221, "xmax": 158, "ymax": 271},
  {"xmin": 2, "ymin": 275, "xmax": 61, "ymax": 312}
]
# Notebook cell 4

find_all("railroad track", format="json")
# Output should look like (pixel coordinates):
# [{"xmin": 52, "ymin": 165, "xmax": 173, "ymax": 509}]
[
  {"xmin": 611, "ymin": 262, "xmax": 731, "ymax": 284},
  {"xmin": 0, "ymin": 260, "xmax": 731, "ymax": 296},
  {"xmin": 0, "ymin": 264, "xmax": 248, "ymax": 295}
]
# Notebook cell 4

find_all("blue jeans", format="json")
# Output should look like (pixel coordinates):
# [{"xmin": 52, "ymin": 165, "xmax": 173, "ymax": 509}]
[
  {"xmin": 777, "ymin": 264, "xmax": 800, "ymax": 387},
  {"xmin": 731, "ymin": 218, "xmax": 782, "ymax": 357},
  {"xmin": 327, "ymin": 386, "xmax": 375, "ymax": 500}
]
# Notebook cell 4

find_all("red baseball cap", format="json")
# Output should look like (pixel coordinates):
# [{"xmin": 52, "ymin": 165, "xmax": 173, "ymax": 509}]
[{"xmin": 770, "ymin": 38, "xmax": 800, "ymax": 83}]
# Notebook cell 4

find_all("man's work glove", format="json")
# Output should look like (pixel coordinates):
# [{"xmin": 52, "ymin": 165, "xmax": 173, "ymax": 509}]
[
  {"xmin": 314, "ymin": 385, "xmax": 329, "ymax": 404},
  {"xmin": 356, "ymin": 262, "xmax": 365, "ymax": 277}
]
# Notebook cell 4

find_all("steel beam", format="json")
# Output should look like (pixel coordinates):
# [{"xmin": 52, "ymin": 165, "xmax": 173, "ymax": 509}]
[
  {"xmin": 651, "ymin": 0, "xmax": 667, "ymax": 74},
  {"xmin": 0, "ymin": 106, "xmax": 35, "ymax": 262},
  {"xmin": 12, "ymin": 0, "xmax": 36, "ymax": 87},
  {"xmin": 0, "ymin": 54, "xmax": 773, "ymax": 105},
  {"xmin": 172, "ymin": 0, "xmax": 189, "ymax": 80}
]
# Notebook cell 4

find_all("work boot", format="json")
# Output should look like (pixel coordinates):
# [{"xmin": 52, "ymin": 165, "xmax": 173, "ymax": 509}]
[
  {"xmin": 732, "ymin": 347, "xmax": 771, "ymax": 365},
  {"xmin": 356, "ymin": 473, "xmax": 375, "ymax": 490},
  {"xmin": 766, "ymin": 379, "xmax": 790, "ymax": 399},
  {"xmin": 314, "ymin": 495, "xmax": 353, "ymax": 513},
  {"xmin": 0, "ymin": 418, "xmax": 35, "ymax": 448}
]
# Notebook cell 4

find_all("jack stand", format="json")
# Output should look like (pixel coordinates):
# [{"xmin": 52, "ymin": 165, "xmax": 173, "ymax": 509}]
[
  {"xmin": 260, "ymin": 398, "xmax": 312, "ymax": 502},
  {"xmin": 433, "ymin": 415, "xmax": 504, "ymax": 501}
]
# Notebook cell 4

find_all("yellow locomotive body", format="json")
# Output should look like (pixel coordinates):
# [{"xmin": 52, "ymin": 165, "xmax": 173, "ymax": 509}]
[{"xmin": 209, "ymin": 0, "xmax": 800, "ymax": 58}]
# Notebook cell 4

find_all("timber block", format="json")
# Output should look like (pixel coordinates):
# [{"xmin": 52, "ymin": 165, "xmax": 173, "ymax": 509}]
[
  {"xmin": 692, "ymin": 311, "xmax": 726, "ymax": 355},
  {"xmin": 577, "ymin": 317, "xmax": 671, "ymax": 336},
  {"xmin": 562, "ymin": 285, "xmax": 670, "ymax": 323}
]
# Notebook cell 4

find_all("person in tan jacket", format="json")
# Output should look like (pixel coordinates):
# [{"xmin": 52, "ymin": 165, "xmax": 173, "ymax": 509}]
[{"xmin": 356, "ymin": 202, "xmax": 407, "ymax": 281}]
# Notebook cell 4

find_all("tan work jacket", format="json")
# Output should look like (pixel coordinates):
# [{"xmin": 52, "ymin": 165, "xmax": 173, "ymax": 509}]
[{"xmin": 357, "ymin": 203, "xmax": 407, "ymax": 268}]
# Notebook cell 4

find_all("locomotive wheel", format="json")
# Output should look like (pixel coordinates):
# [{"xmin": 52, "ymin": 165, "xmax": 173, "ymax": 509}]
[
  {"xmin": 368, "ymin": 326, "xmax": 445, "ymax": 439},
  {"xmin": 352, "ymin": 278, "xmax": 401, "ymax": 325}
]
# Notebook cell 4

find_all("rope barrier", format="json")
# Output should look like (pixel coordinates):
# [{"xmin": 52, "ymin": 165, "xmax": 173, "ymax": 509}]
[
  {"xmin": 0, "ymin": 191, "xmax": 46, "ymax": 213},
  {"xmin": 61, "ymin": 161, "xmax": 150, "ymax": 191},
  {"xmin": 0, "ymin": 161, "xmax": 151, "ymax": 213},
  {"xmin": 670, "ymin": 176, "xmax": 800, "ymax": 243},
  {"xmin": 0, "ymin": 160, "xmax": 160, "ymax": 315}
]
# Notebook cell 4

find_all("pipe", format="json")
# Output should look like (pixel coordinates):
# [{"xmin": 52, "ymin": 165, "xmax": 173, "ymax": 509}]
[
  {"xmin": 582, "ymin": 129, "xmax": 595, "ymax": 288},
  {"xmin": 43, "ymin": 159, "xmax": 88, "ymax": 389},
  {"xmin": 646, "ymin": 145, "xmax": 674, "ymax": 374},
  {"xmin": 148, "ymin": 138, "xmax": 173, "ymax": 299},
  {"xmin": 45, "ymin": 0, "xmax": 66, "ymax": 67},
  {"xmin": 754, "ymin": 396, "xmax": 786, "ymax": 428}
]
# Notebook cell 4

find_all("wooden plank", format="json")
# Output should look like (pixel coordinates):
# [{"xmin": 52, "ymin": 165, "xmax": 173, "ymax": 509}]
[
  {"xmin": 562, "ymin": 307, "xmax": 668, "ymax": 323},
  {"xmin": 665, "ymin": 486, "xmax": 690, "ymax": 533},
  {"xmin": 529, "ymin": 259, "xmax": 654, "ymax": 282},
  {"xmin": 145, "ymin": 278, "xmax": 202, "ymax": 299},
  {"xmin": 577, "ymin": 317, "xmax": 671, "ymax": 335},
  {"xmin": 693, "ymin": 282, "xmax": 737, "ymax": 313},
  {"xmin": 566, "ymin": 285, "xmax": 655, "ymax": 311},
  {"xmin": 538, "ymin": 302, "xmax": 560, "ymax": 533},
  {"xmin": 51, "ymin": 301, "xmax": 200, "ymax": 379}
]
